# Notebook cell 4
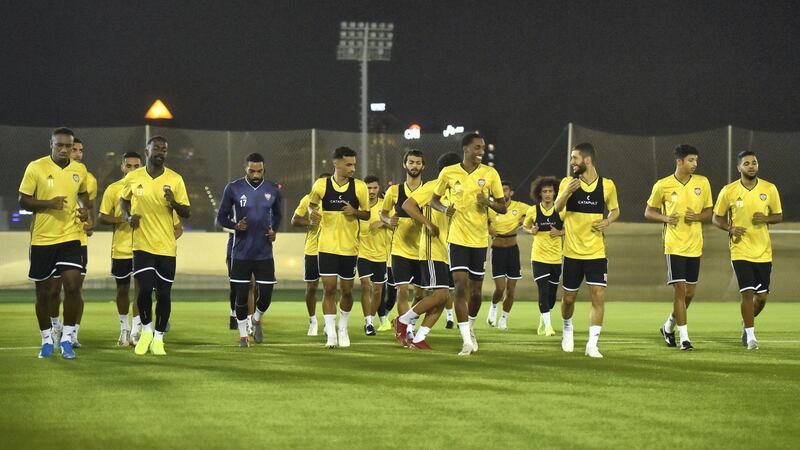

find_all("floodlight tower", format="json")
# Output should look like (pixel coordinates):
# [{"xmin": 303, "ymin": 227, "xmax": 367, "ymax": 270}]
[{"xmin": 337, "ymin": 21, "xmax": 394, "ymax": 178}]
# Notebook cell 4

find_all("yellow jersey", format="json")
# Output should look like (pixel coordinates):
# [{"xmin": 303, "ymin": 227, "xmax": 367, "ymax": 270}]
[
  {"xmin": 489, "ymin": 199, "xmax": 530, "ymax": 236},
  {"xmin": 646, "ymin": 174, "xmax": 713, "ymax": 257},
  {"xmin": 523, "ymin": 204, "xmax": 565, "ymax": 264},
  {"xmin": 120, "ymin": 166, "xmax": 190, "ymax": 257},
  {"xmin": 558, "ymin": 176, "xmax": 619, "ymax": 260},
  {"xmin": 77, "ymin": 171, "xmax": 98, "ymax": 246},
  {"xmin": 309, "ymin": 176, "xmax": 370, "ymax": 257},
  {"xmin": 382, "ymin": 182, "xmax": 424, "ymax": 260},
  {"xmin": 294, "ymin": 194, "xmax": 321, "ymax": 256},
  {"xmin": 409, "ymin": 180, "xmax": 450, "ymax": 263},
  {"xmin": 433, "ymin": 163, "xmax": 503, "ymax": 248},
  {"xmin": 358, "ymin": 200, "xmax": 389, "ymax": 262},
  {"xmin": 18, "ymin": 156, "xmax": 88, "ymax": 246},
  {"xmin": 713, "ymin": 178, "xmax": 782, "ymax": 263}
]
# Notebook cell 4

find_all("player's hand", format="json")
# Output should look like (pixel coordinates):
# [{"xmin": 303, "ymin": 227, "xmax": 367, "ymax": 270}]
[
  {"xmin": 128, "ymin": 214, "xmax": 141, "ymax": 229},
  {"xmin": 684, "ymin": 208, "xmax": 698, "ymax": 222},
  {"xmin": 488, "ymin": 226, "xmax": 497, "ymax": 238},
  {"xmin": 309, "ymin": 209, "xmax": 322, "ymax": 226},
  {"xmin": 389, "ymin": 215, "xmax": 399, "ymax": 229},
  {"xmin": 592, "ymin": 218, "xmax": 610, "ymax": 232},
  {"xmin": 752, "ymin": 212, "xmax": 768, "ymax": 225},
  {"xmin": 549, "ymin": 227, "xmax": 563, "ymax": 237},
  {"xmin": 48, "ymin": 196, "xmax": 67, "ymax": 210},
  {"xmin": 729, "ymin": 226, "xmax": 747, "ymax": 237},
  {"xmin": 476, "ymin": 192, "xmax": 490, "ymax": 207},
  {"xmin": 341, "ymin": 202, "xmax": 357, "ymax": 216},
  {"xmin": 266, "ymin": 228, "xmax": 276, "ymax": 242},
  {"xmin": 445, "ymin": 204, "xmax": 456, "ymax": 218},
  {"xmin": 524, "ymin": 225, "xmax": 538, "ymax": 235},
  {"xmin": 566, "ymin": 178, "xmax": 581, "ymax": 194},
  {"xmin": 163, "ymin": 186, "xmax": 175, "ymax": 204},
  {"xmin": 665, "ymin": 212, "xmax": 679, "ymax": 225},
  {"xmin": 236, "ymin": 217, "xmax": 248, "ymax": 231},
  {"xmin": 369, "ymin": 220, "xmax": 384, "ymax": 230},
  {"xmin": 77, "ymin": 207, "xmax": 89, "ymax": 222},
  {"xmin": 425, "ymin": 222, "xmax": 440, "ymax": 237}
]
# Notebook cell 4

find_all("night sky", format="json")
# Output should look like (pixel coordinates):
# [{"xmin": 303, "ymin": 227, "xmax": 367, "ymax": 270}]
[{"xmin": 2, "ymin": 1, "xmax": 799, "ymax": 180}]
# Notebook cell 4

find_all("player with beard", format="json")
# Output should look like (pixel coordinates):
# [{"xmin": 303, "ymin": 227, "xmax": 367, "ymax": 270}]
[{"xmin": 357, "ymin": 175, "xmax": 390, "ymax": 335}]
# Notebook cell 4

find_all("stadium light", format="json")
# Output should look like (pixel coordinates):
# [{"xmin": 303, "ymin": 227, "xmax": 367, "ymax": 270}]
[
  {"xmin": 370, "ymin": 102, "xmax": 386, "ymax": 112},
  {"xmin": 337, "ymin": 21, "xmax": 394, "ymax": 177},
  {"xmin": 486, "ymin": 143, "xmax": 496, "ymax": 166},
  {"xmin": 145, "ymin": 99, "xmax": 174, "ymax": 120}
]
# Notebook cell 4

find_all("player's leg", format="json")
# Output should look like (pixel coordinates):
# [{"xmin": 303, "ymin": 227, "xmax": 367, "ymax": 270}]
[
  {"xmin": 149, "ymin": 256, "xmax": 175, "ymax": 355},
  {"xmin": 385, "ymin": 268, "xmax": 397, "ymax": 312},
  {"xmin": 230, "ymin": 259, "xmax": 253, "ymax": 346},
  {"xmin": 753, "ymin": 262, "xmax": 771, "ymax": 318},
  {"xmin": 133, "ymin": 252, "xmax": 157, "ymax": 355},
  {"xmin": 732, "ymin": 260, "xmax": 759, "ymax": 349},
  {"xmin": 452, "ymin": 270, "xmax": 473, "ymax": 354},
  {"xmin": 444, "ymin": 273, "xmax": 455, "ymax": 329},
  {"xmin": 250, "ymin": 259, "xmax": 276, "ymax": 344},
  {"xmin": 35, "ymin": 277, "xmax": 58, "ymax": 358},
  {"xmin": 59, "ymin": 268, "xmax": 83, "ymax": 358},
  {"xmin": 131, "ymin": 278, "xmax": 142, "ymax": 344},
  {"xmin": 71, "ymin": 245, "xmax": 87, "ymax": 347},
  {"xmin": 488, "ymin": 276, "xmax": 505, "ymax": 327},
  {"xmin": 544, "ymin": 264, "xmax": 560, "ymax": 336},
  {"xmin": 376, "ymin": 281, "xmax": 390, "ymax": 331},
  {"xmin": 304, "ymin": 254, "xmax": 320, "ymax": 335},
  {"xmin": 337, "ymin": 274, "xmax": 355, "ymax": 348},
  {"xmin": 116, "ymin": 277, "xmax": 131, "ymax": 346},
  {"xmin": 560, "ymin": 257, "xmax": 581, "ymax": 353},
  {"xmin": 498, "ymin": 278, "xmax": 517, "ymax": 330},
  {"xmin": 357, "ymin": 258, "xmax": 375, "ymax": 335},
  {"xmin": 48, "ymin": 278, "xmax": 63, "ymax": 344},
  {"xmin": 410, "ymin": 292, "xmax": 446, "ymax": 349},
  {"xmin": 535, "ymin": 273, "xmax": 550, "ymax": 335},
  {"xmin": 467, "ymin": 277, "xmax": 484, "ymax": 350},
  {"xmin": 585, "ymin": 284, "xmax": 605, "ymax": 358},
  {"xmin": 228, "ymin": 282, "xmax": 237, "ymax": 329},
  {"xmin": 661, "ymin": 255, "xmax": 683, "ymax": 347}
]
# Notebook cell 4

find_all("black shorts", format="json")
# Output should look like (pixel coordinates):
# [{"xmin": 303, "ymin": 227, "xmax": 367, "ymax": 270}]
[
  {"xmin": 491, "ymin": 245, "xmax": 522, "ymax": 280},
  {"xmin": 133, "ymin": 251, "xmax": 177, "ymax": 283},
  {"xmin": 562, "ymin": 257, "xmax": 607, "ymax": 291},
  {"xmin": 112, "ymin": 258, "xmax": 134, "ymax": 281},
  {"xmin": 304, "ymin": 254, "xmax": 320, "ymax": 282},
  {"xmin": 391, "ymin": 255, "xmax": 421, "ymax": 286},
  {"xmin": 533, "ymin": 261, "xmax": 562, "ymax": 286},
  {"xmin": 28, "ymin": 240, "xmax": 83, "ymax": 281},
  {"xmin": 79, "ymin": 245, "xmax": 88, "ymax": 276},
  {"xmin": 230, "ymin": 258, "xmax": 276, "ymax": 285},
  {"xmin": 419, "ymin": 260, "xmax": 452, "ymax": 290},
  {"xmin": 448, "ymin": 243, "xmax": 487, "ymax": 280},
  {"xmin": 386, "ymin": 267, "xmax": 395, "ymax": 287},
  {"xmin": 318, "ymin": 252, "xmax": 358, "ymax": 280},
  {"xmin": 732, "ymin": 260, "xmax": 772, "ymax": 294},
  {"xmin": 357, "ymin": 258, "xmax": 387, "ymax": 284},
  {"xmin": 665, "ymin": 255, "xmax": 701, "ymax": 284}
]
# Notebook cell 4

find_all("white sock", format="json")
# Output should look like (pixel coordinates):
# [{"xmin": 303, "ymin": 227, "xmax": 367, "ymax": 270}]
[
  {"xmin": 50, "ymin": 316, "xmax": 61, "ymax": 328},
  {"xmin": 489, "ymin": 303, "xmax": 498, "ymax": 314},
  {"xmin": 664, "ymin": 314, "xmax": 676, "ymax": 333},
  {"xmin": 587, "ymin": 325, "xmax": 602, "ymax": 348},
  {"xmin": 309, "ymin": 315, "xmax": 317, "ymax": 324},
  {"xmin": 365, "ymin": 315, "xmax": 373, "ymax": 326},
  {"xmin": 119, "ymin": 314, "xmax": 129, "ymax": 331},
  {"xmin": 154, "ymin": 331, "xmax": 164, "ymax": 341},
  {"xmin": 468, "ymin": 316, "xmax": 476, "ymax": 329},
  {"xmin": 73, "ymin": 324, "xmax": 80, "ymax": 338},
  {"xmin": 563, "ymin": 318, "xmax": 573, "ymax": 332},
  {"xmin": 132, "ymin": 315, "xmax": 142, "ymax": 329},
  {"xmin": 339, "ymin": 310, "xmax": 350, "ymax": 331},
  {"xmin": 41, "ymin": 328, "xmax": 53, "ymax": 345},
  {"xmin": 745, "ymin": 327, "xmax": 756, "ymax": 342},
  {"xmin": 254, "ymin": 308, "xmax": 265, "ymax": 322},
  {"xmin": 237, "ymin": 318, "xmax": 249, "ymax": 337},
  {"xmin": 399, "ymin": 309, "xmax": 419, "ymax": 325},
  {"xmin": 144, "ymin": 322, "xmax": 153, "ymax": 332},
  {"xmin": 500, "ymin": 311, "xmax": 509, "ymax": 320},
  {"xmin": 445, "ymin": 308, "xmax": 454, "ymax": 321},
  {"xmin": 542, "ymin": 312, "xmax": 552, "ymax": 327},
  {"xmin": 458, "ymin": 322, "xmax": 471, "ymax": 345},
  {"xmin": 324, "ymin": 314, "xmax": 336, "ymax": 335},
  {"xmin": 413, "ymin": 326, "xmax": 431, "ymax": 343},
  {"xmin": 230, "ymin": 309, "xmax": 236, "ymax": 318},
  {"xmin": 379, "ymin": 315, "xmax": 387, "ymax": 325},
  {"xmin": 61, "ymin": 325, "xmax": 74, "ymax": 343},
  {"xmin": 677, "ymin": 325, "xmax": 689, "ymax": 343},
  {"xmin": 247, "ymin": 314, "xmax": 253, "ymax": 325}
]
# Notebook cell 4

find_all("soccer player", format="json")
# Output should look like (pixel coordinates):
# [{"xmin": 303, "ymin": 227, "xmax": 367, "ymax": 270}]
[
  {"xmin": 224, "ymin": 233, "xmax": 256, "ymax": 332},
  {"xmin": 376, "ymin": 202, "xmax": 397, "ymax": 333},
  {"xmin": 19, "ymin": 127, "xmax": 91, "ymax": 359},
  {"xmin": 307, "ymin": 147, "xmax": 370, "ymax": 348},
  {"xmin": 712, "ymin": 150, "xmax": 782, "ymax": 350},
  {"xmin": 98, "ymin": 151, "xmax": 143, "ymax": 346},
  {"xmin": 645, "ymin": 144, "xmax": 713, "ymax": 351},
  {"xmin": 394, "ymin": 151, "xmax": 463, "ymax": 349},
  {"xmin": 381, "ymin": 150, "xmax": 426, "ymax": 340},
  {"xmin": 432, "ymin": 133, "xmax": 506, "ymax": 356},
  {"xmin": 486, "ymin": 181, "xmax": 530, "ymax": 330},
  {"xmin": 554, "ymin": 143, "xmax": 620, "ymax": 358},
  {"xmin": 292, "ymin": 172, "xmax": 331, "ymax": 336},
  {"xmin": 217, "ymin": 153, "xmax": 282, "ymax": 347},
  {"xmin": 357, "ymin": 175, "xmax": 390, "ymax": 336},
  {"xmin": 522, "ymin": 176, "xmax": 564, "ymax": 337},
  {"xmin": 120, "ymin": 136, "xmax": 191, "ymax": 356}
]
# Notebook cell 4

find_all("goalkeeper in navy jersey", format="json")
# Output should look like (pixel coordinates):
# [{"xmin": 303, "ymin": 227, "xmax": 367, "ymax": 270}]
[{"xmin": 217, "ymin": 153, "xmax": 283, "ymax": 347}]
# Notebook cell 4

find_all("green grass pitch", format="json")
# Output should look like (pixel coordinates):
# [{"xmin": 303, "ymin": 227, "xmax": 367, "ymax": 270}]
[{"xmin": 1, "ymin": 290, "xmax": 798, "ymax": 449}]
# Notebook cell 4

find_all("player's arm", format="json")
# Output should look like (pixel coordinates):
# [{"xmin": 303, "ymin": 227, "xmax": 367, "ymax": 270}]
[
  {"xmin": 684, "ymin": 207, "xmax": 713, "ymax": 223},
  {"xmin": 270, "ymin": 187, "xmax": 283, "ymax": 230},
  {"xmin": 480, "ymin": 175, "xmax": 507, "ymax": 214},
  {"xmin": 347, "ymin": 184, "xmax": 371, "ymax": 220},
  {"xmin": 174, "ymin": 221, "xmax": 184, "ymax": 239},
  {"xmin": 19, "ymin": 193, "xmax": 66, "ymax": 212},
  {"xmin": 554, "ymin": 178, "xmax": 578, "ymax": 212},
  {"xmin": 215, "ymin": 185, "xmax": 239, "ymax": 230},
  {"xmin": 401, "ymin": 197, "xmax": 438, "ymax": 237},
  {"xmin": 291, "ymin": 212, "xmax": 309, "ymax": 227},
  {"xmin": 592, "ymin": 180, "xmax": 620, "ymax": 232},
  {"xmin": 77, "ymin": 191, "xmax": 92, "ymax": 227},
  {"xmin": 753, "ymin": 211, "xmax": 783, "ymax": 225},
  {"xmin": 166, "ymin": 189, "xmax": 190, "ymax": 219},
  {"xmin": 711, "ymin": 188, "xmax": 745, "ymax": 236},
  {"xmin": 307, "ymin": 181, "xmax": 325, "ymax": 226},
  {"xmin": 380, "ymin": 186, "xmax": 399, "ymax": 228},
  {"xmin": 98, "ymin": 189, "xmax": 123, "ymax": 225}
]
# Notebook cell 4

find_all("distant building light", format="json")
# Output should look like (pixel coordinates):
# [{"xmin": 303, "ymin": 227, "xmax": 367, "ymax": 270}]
[
  {"xmin": 370, "ymin": 103, "xmax": 386, "ymax": 112},
  {"xmin": 404, "ymin": 124, "xmax": 421, "ymax": 140},
  {"xmin": 442, "ymin": 125, "xmax": 465, "ymax": 137}
]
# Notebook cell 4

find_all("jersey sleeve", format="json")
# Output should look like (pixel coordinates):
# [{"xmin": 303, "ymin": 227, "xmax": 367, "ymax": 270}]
[
  {"xmin": 487, "ymin": 207, "xmax": 498, "ymax": 224},
  {"xmin": 433, "ymin": 169, "xmax": 450, "ymax": 197},
  {"xmin": 172, "ymin": 175, "xmax": 190, "ymax": 206},
  {"xmin": 408, "ymin": 182, "xmax": 434, "ymax": 208},
  {"xmin": 523, "ymin": 205, "xmax": 536, "ymax": 228},
  {"xmin": 488, "ymin": 168, "xmax": 503, "ymax": 199},
  {"xmin": 702, "ymin": 178, "xmax": 713, "ymax": 209},
  {"xmin": 216, "ymin": 184, "xmax": 237, "ymax": 230},
  {"xmin": 18, "ymin": 163, "xmax": 37, "ymax": 196},
  {"xmin": 294, "ymin": 195, "xmax": 310, "ymax": 218},
  {"xmin": 356, "ymin": 181, "xmax": 369, "ymax": 212},
  {"xmin": 77, "ymin": 164, "xmax": 88, "ymax": 195},
  {"xmin": 308, "ymin": 178, "xmax": 325, "ymax": 205},
  {"xmin": 87, "ymin": 173, "xmax": 98, "ymax": 201},
  {"xmin": 713, "ymin": 186, "xmax": 730, "ymax": 216},
  {"xmin": 271, "ymin": 186, "xmax": 283, "ymax": 229},
  {"xmin": 769, "ymin": 184, "xmax": 782, "ymax": 215},
  {"xmin": 99, "ymin": 185, "xmax": 116, "ymax": 215},
  {"xmin": 646, "ymin": 180, "xmax": 663, "ymax": 209},
  {"xmin": 556, "ymin": 177, "xmax": 571, "ymax": 210},
  {"xmin": 382, "ymin": 185, "xmax": 397, "ymax": 212},
  {"xmin": 172, "ymin": 210, "xmax": 181, "ymax": 226},
  {"xmin": 605, "ymin": 179, "xmax": 619, "ymax": 211},
  {"xmin": 120, "ymin": 173, "xmax": 132, "ymax": 200}
]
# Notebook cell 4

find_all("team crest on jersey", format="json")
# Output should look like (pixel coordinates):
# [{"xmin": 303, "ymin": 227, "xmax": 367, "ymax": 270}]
[
  {"xmin": 454, "ymin": 181, "xmax": 462, "ymax": 193},
  {"xmin": 694, "ymin": 188, "xmax": 701, "ymax": 196},
  {"xmin": 478, "ymin": 179, "xmax": 486, "ymax": 188},
  {"xmin": 760, "ymin": 193, "xmax": 767, "ymax": 201},
  {"xmin": 265, "ymin": 193, "xmax": 272, "ymax": 201},
  {"xmin": 73, "ymin": 174, "xmax": 80, "ymax": 182},
  {"xmin": 512, "ymin": 209, "xmax": 518, "ymax": 216}
]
